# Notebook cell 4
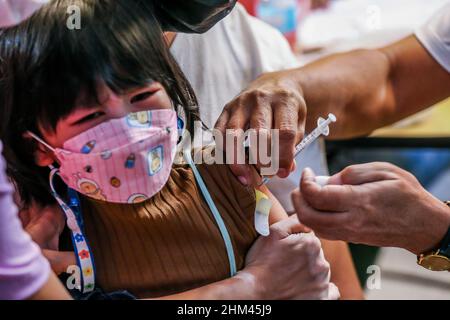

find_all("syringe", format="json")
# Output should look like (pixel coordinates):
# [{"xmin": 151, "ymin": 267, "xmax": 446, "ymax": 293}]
[{"xmin": 261, "ymin": 113, "xmax": 337, "ymax": 184}]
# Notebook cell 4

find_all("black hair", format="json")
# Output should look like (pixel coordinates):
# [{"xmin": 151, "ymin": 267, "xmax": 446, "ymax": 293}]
[{"xmin": 0, "ymin": 0, "xmax": 199, "ymax": 207}]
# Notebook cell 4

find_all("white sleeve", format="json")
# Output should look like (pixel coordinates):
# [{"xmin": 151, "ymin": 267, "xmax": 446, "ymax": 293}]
[
  {"xmin": 415, "ymin": 3, "xmax": 450, "ymax": 73},
  {"xmin": 245, "ymin": 8, "xmax": 301, "ymax": 70}
]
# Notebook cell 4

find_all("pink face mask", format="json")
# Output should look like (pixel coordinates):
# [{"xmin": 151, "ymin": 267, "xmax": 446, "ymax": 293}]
[{"xmin": 30, "ymin": 109, "xmax": 179, "ymax": 204}]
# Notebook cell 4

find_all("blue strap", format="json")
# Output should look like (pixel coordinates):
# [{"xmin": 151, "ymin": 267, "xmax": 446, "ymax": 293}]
[
  {"xmin": 49, "ymin": 169, "xmax": 96, "ymax": 293},
  {"xmin": 67, "ymin": 189, "xmax": 97, "ymax": 284},
  {"xmin": 184, "ymin": 150, "xmax": 237, "ymax": 277}
]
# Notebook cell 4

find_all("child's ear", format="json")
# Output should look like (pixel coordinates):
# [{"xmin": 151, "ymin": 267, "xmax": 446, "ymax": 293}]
[
  {"xmin": 34, "ymin": 147, "xmax": 55, "ymax": 167},
  {"xmin": 23, "ymin": 133, "xmax": 55, "ymax": 167}
]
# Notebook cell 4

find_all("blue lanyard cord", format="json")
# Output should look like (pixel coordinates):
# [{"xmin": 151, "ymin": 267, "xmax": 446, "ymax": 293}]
[
  {"xmin": 184, "ymin": 150, "xmax": 237, "ymax": 277},
  {"xmin": 67, "ymin": 189, "xmax": 97, "ymax": 287},
  {"xmin": 49, "ymin": 169, "xmax": 96, "ymax": 293}
]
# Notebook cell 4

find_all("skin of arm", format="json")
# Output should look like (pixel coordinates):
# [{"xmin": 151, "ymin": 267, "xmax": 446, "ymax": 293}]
[
  {"xmin": 29, "ymin": 272, "xmax": 72, "ymax": 300},
  {"xmin": 319, "ymin": 239, "xmax": 364, "ymax": 300},
  {"xmin": 298, "ymin": 35, "xmax": 450, "ymax": 138}
]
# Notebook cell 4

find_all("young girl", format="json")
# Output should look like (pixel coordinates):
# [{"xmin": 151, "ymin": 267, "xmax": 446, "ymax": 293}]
[{"xmin": 0, "ymin": 0, "xmax": 303, "ymax": 298}]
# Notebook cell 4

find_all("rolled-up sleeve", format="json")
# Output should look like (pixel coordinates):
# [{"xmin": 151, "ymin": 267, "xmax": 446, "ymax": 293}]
[
  {"xmin": 0, "ymin": 142, "xmax": 51, "ymax": 300},
  {"xmin": 415, "ymin": 3, "xmax": 450, "ymax": 73}
]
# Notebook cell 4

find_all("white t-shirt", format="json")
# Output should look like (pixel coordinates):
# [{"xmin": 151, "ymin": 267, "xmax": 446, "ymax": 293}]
[
  {"xmin": 416, "ymin": 2, "xmax": 450, "ymax": 73},
  {"xmin": 171, "ymin": 4, "xmax": 328, "ymax": 211}
]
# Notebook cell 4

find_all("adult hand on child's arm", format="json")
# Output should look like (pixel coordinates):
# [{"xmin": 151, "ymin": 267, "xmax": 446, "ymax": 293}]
[
  {"xmin": 243, "ymin": 215, "xmax": 339, "ymax": 300},
  {"xmin": 159, "ymin": 216, "xmax": 339, "ymax": 300}
]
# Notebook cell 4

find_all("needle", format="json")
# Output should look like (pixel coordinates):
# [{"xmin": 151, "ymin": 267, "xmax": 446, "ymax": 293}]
[{"xmin": 261, "ymin": 113, "xmax": 337, "ymax": 185}]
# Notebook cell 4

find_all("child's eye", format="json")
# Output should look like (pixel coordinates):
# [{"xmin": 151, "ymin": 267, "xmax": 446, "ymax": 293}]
[
  {"xmin": 130, "ymin": 92, "xmax": 154, "ymax": 104},
  {"xmin": 75, "ymin": 111, "xmax": 106, "ymax": 125}
]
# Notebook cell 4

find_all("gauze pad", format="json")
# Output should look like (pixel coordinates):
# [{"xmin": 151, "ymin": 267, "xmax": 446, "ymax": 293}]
[{"xmin": 254, "ymin": 190, "xmax": 272, "ymax": 236}]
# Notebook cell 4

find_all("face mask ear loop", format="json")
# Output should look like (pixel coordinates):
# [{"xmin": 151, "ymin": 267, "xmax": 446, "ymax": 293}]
[
  {"xmin": 26, "ymin": 131, "xmax": 56, "ymax": 153},
  {"xmin": 48, "ymin": 168, "xmax": 96, "ymax": 293}
]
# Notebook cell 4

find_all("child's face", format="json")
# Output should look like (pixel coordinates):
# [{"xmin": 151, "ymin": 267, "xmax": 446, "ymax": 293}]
[{"xmin": 34, "ymin": 82, "xmax": 172, "ymax": 166}]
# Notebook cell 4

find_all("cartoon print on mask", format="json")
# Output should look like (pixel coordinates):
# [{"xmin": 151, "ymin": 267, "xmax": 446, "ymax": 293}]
[
  {"xmin": 147, "ymin": 146, "xmax": 163, "ymax": 176},
  {"xmin": 81, "ymin": 140, "xmax": 96, "ymax": 154},
  {"xmin": 74, "ymin": 173, "xmax": 106, "ymax": 201},
  {"xmin": 127, "ymin": 193, "xmax": 149, "ymax": 204},
  {"xmin": 101, "ymin": 150, "xmax": 112, "ymax": 160},
  {"xmin": 127, "ymin": 111, "xmax": 152, "ymax": 128},
  {"xmin": 125, "ymin": 153, "xmax": 136, "ymax": 169},
  {"xmin": 110, "ymin": 177, "xmax": 121, "ymax": 188}
]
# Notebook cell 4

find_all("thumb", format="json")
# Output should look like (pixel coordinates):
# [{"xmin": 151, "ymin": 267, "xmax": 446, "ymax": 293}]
[{"xmin": 270, "ymin": 215, "xmax": 311, "ymax": 239}]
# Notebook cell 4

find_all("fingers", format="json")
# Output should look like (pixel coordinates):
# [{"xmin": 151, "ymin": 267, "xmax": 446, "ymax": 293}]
[
  {"xmin": 300, "ymin": 168, "xmax": 356, "ymax": 212},
  {"xmin": 248, "ymin": 92, "xmax": 273, "ymax": 138},
  {"xmin": 248, "ymin": 98, "xmax": 273, "ymax": 174},
  {"xmin": 214, "ymin": 107, "xmax": 230, "ymax": 135},
  {"xmin": 215, "ymin": 77, "xmax": 307, "ymax": 179},
  {"xmin": 273, "ymin": 103, "xmax": 300, "ymax": 178},
  {"xmin": 291, "ymin": 188, "xmax": 350, "ymax": 241},
  {"xmin": 217, "ymin": 95, "xmax": 271, "ymax": 184},
  {"xmin": 270, "ymin": 215, "xmax": 309, "ymax": 240},
  {"xmin": 329, "ymin": 162, "xmax": 400, "ymax": 186}
]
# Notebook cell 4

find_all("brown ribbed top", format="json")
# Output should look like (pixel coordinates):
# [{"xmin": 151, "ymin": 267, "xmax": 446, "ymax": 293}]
[{"xmin": 80, "ymin": 164, "xmax": 258, "ymax": 299}]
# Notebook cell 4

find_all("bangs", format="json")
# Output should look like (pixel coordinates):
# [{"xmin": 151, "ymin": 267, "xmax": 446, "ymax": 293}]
[{"xmin": 2, "ymin": 0, "xmax": 197, "ymax": 133}]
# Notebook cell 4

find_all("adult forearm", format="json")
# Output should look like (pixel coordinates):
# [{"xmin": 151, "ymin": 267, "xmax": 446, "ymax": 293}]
[
  {"xmin": 29, "ymin": 272, "xmax": 72, "ymax": 300},
  {"xmin": 297, "ymin": 49, "xmax": 392, "ymax": 138},
  {"xmin": 298, "ymin": 35, "xmax": 450, "ymax": 139}
]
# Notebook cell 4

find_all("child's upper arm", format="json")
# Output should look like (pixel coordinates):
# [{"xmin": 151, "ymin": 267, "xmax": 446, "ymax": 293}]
[
  {"xmin": 255, "ymin": 184, "xmax": 288, "ymax": 224},
  {"xmin": 248, "ymin": 165, "xmax": 289, "ymax": 224}
]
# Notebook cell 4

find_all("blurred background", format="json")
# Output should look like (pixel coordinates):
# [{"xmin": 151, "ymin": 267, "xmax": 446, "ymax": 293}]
[{"xmin": 239, "ymin": 0, "xmax": 450, "ymax": 300}]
